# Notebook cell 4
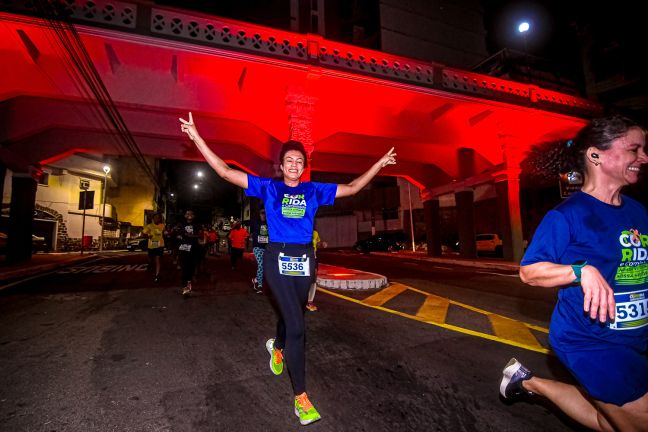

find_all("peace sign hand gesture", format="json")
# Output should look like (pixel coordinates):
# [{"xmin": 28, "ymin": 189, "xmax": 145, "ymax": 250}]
[
  {"xmin": 379, "ymin": 147, "xmax": 397, "ymax": 168},
  {"xmin": 179, "ymin": 112, "xmax": 199, "ymax": 141}
]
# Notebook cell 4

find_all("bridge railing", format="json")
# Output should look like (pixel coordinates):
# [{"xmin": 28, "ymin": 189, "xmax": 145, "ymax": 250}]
[{"xmin": 1, "ymin": 0, "xmax": 601, "ymax": 117}]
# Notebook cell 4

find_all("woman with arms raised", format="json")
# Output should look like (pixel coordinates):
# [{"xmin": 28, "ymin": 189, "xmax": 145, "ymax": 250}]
[{"xmin": 179, "ymin": 112, "xmax": 396, "ymax": 426}]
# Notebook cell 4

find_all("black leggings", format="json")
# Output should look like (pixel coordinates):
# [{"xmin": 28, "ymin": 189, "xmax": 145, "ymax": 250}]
[
  {"xmin": 264, "ymin": 242, "xmax": 315, "ymax": 395},
  {"xmin": 180, "ymin": 251, "xmax": 198, "ymax": 286},
  {"xmin": 230, "ymin": 247, "xmax": 244, "ymax": 268}
]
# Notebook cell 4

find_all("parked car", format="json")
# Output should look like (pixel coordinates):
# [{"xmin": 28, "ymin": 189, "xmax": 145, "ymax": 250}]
[
  {"xmin": 32, "ymin": 234, "xmax": 49, "ymax": 253},
  {"xmin": 476, "ymin": 233, "xmax": 503, "ymax": 256},
  {"xmin": 0, "ymin": 232, "xmax": 49, "ymax": 254},
  {"xmin": 454, "ymin": 233, "xmax": 503, "ymax": 256},
  {"xmin": 126, "ymin": 237, "xmax": 148, "ymax": 251},
  {"xmin": 354, "ymin": 231, "xmax": 407, "ymax": 253}
]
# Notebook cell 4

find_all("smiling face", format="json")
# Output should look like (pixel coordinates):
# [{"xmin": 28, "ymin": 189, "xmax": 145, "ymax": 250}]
[
  {"xmin": 280, "ymin": 150, "xmax": 306, "ymax": 185},
  {"xmin": 595, "ymin": 127, "xmax": 647, "ymax": 187}
]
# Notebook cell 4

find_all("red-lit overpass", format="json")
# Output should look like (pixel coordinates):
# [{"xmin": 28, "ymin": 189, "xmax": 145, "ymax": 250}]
[{"xmin": 0, "ymin": 0, "xmax": 601, "ymax": 262}]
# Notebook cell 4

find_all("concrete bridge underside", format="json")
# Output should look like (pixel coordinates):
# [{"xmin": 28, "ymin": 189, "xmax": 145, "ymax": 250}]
[{"xmin": 0, "ymin": 3, "xmax": 599, "ymax": 262}]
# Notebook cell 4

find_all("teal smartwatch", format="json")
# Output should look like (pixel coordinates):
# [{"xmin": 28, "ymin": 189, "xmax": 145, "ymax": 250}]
[{"xmin": 571, "ymin": 260, "xmax": 587, "ymax": 284}]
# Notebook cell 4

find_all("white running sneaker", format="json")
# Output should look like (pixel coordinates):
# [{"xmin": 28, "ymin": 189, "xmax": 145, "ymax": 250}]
[{"xmin": 500, "ymin": 357, "xmax": 534, "ymax": 399}]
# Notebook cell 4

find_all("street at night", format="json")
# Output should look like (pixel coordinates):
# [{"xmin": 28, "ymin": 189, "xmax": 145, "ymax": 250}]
[
  {"xmin": 1, "ymin": 0, "xmax": 647, "ymax": 430},
  {"xmin": 0, "ymin": 251, "xmax": 587, "ymax": 431}
]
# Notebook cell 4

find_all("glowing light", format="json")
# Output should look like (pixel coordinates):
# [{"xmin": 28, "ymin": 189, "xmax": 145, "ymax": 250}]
[
  {"xmin": 518, "ymin": 22, "xmax": 530, "ymax": 33},
  {"xmin": 196, "ymin": 171, "xmax": 203, "ymax": 177},
  {"xmin": 193, "ymin": 184, "xmax": 199, "ymax": 189}
]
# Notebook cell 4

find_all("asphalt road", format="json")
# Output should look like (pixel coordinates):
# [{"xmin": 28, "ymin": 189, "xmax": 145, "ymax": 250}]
[{"xmin": 0, "ymin": 251, "xmax": 587, "ymax": 431}]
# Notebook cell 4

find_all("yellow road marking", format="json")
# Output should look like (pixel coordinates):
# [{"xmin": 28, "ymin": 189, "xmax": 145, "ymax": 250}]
[
  {"xmin": 319, "ymin": 285, "xmax": 550, "ymax": 354},
  {"xmin": 361, "ymin": 283, "xmax": 408, "ymax": 307},
  {"xmin": 416, "ymin": 294, "xmax": 449, "ymax": 323},
  {"xmin": 487, "ymin": 314, "xmax": 544, "ymax": 350}
]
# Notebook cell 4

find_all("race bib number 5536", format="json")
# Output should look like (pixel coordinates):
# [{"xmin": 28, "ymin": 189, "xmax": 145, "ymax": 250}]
[{"xmin": 278, "ymin": 253, "xmax": 310, "ymax": 277}]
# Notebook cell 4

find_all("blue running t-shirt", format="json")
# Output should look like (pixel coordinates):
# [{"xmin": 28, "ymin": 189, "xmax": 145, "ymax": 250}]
[
  {"xmin": 245, "ymin": 175, "xmax": 337, "ymax": 244},
  {"xmin": 522, "ymin": 192, "xmax": 648, "ymax": 353}
]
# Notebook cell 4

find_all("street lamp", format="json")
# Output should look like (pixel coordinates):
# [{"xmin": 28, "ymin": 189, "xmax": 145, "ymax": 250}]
[
  {"xmin": 518, "ymin": 20, "xmax": 531, "ymax": 82},
  {"xmin": 99, "ymin": 164, "xmax": 111, "ymax": 251}
]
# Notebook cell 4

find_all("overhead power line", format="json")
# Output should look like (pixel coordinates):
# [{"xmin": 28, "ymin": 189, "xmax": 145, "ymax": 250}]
[{"xmin": 32, "ymin": 0, "xmax": 160, "ymax": 188}]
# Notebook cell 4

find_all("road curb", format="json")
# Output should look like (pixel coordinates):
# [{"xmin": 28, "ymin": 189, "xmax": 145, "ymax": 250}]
[
  {"xmin": 0, "ymin": 254, "xmax": 98, "ymax": 285},
  {"xmin": 370, "ymin": 251, "xmax": 519, "ymax": 272},
  {"xmin": 317, "ymin": 264, "xmax": 388, "ymax": 290}
]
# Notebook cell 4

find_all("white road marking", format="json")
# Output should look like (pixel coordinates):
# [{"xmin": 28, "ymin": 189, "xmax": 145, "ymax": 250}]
[{"xmin": 0, "ymin": 269, "xmax": 61, "ymax": 291}]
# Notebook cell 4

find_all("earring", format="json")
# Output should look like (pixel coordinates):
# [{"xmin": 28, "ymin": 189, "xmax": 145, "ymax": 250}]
[{"xmin": 594, "ymin": 161, "xmax": 600, "ymax": 166}]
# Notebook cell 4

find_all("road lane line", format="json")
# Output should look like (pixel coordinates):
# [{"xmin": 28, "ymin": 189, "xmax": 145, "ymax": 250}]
[
  {"xmin": 0, "ymin": 257, "xmax": 107, "ymax": 291},
  {"xmin": 487, "ymin": 314, "xmax": 545, "ymax": 350},
  {"xmin": 416, "ymin": 294, "xmax": 449, "ymax": 323},
  {"xmin": 320, "ymin": 287, "xmax": 550, "ymax": 354},
  {"xmin": 319, "ymin": 285, "xmax": 551, "ymax": 354},
  {"xmin": 404, "ymin": 284, "xmax": 495, "ymax": 315},
  {"xmin": 361, "ymin": 283, "xmax": 408, "ymax": 307},
  {"xmin": 0, "ymin": 270, "xmax": 61, "ymax": 291}
]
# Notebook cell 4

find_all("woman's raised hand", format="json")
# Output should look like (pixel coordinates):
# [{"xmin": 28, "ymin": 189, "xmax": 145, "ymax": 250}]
[
  {"xmin": 179, "ymin": 112, "xmax": 199, "ymax": 141},
  {"xmin": 379, "ymin": 147, "xmax": 397, "ymax": 168}
]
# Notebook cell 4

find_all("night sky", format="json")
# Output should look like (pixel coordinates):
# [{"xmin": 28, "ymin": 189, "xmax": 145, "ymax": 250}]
[{"xmin": 483, "ymin": 0, "xmax": 579, "ymax": 57}]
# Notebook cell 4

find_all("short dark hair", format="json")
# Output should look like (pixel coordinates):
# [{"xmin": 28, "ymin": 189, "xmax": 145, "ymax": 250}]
[
  {"xmin": 279, "ymin": 140, "xmax": 308, "ymax": 169},
  {"xmin": 569, "ymin": 115, "xmax": 642, "ymax": 172}
]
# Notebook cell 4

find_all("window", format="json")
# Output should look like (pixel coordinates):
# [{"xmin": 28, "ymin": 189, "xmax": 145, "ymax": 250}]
[
  {"xmin": 382, "ymin": 208, "xmax": 399, "ymax": 220},
  {"xmin": 79, "ymin": 191, "xmax": 95, "ymax": 210},
  {"xmin": 38, "ymin": 172, "xmax": 49, "ymax": 186}
]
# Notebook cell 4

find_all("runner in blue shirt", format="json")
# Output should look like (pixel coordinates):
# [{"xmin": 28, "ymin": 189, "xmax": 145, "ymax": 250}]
[
  {"xmin": 499, "ymin": 115, "xmax": 648, "ymax": 431},
  {"xmin": 180, "ymin": 112, "xmax": 396, "ymax": 426}
]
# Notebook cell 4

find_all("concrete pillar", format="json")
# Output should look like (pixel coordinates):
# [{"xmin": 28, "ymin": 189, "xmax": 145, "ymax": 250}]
[
  {"xmin": 455, "ymin": 189, "xmax": 476, "ymax": 258},
  {"xmin": 7, "ymin": 173, "xmax": 37, "ymax": 263},
  {"xmin": 423, "ymin": 198, "xmax": 442, "ymax": 256},
  {"xmin": 0, "ymin": 163, "xmax": 5, "ymax": 213},
  {"xmin": 495, "ymin": 172, "xmax": 524, "ymax": 262},
  {"xmin": 498, "ymin": 134, "xmax": 525, "ymax": 262},
  {"xmin": 249, "ymin": 197, "xmax": 261, "ymax": 222}
]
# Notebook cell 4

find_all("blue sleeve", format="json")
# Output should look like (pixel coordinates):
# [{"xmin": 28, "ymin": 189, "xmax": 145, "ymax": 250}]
[
  {"xmin": 314, "ymin": 182, "xmax": 337, "ymax": 206},
  {"xmin": 244, "ymin": 174, "xmax": 264, "ymax": 198},
  {"xmin": 521, "ymin": 210, "xmax": 571, "ymax": 266}
]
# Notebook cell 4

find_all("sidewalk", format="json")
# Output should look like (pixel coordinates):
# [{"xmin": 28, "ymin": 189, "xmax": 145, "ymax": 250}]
[
  {"xmin": 371, "ymin": 250, "xmax": 520, "ymax": 272},
  {"xmin": 0, "ymin": 252, "xmax": 97, "ymax": 284}
]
